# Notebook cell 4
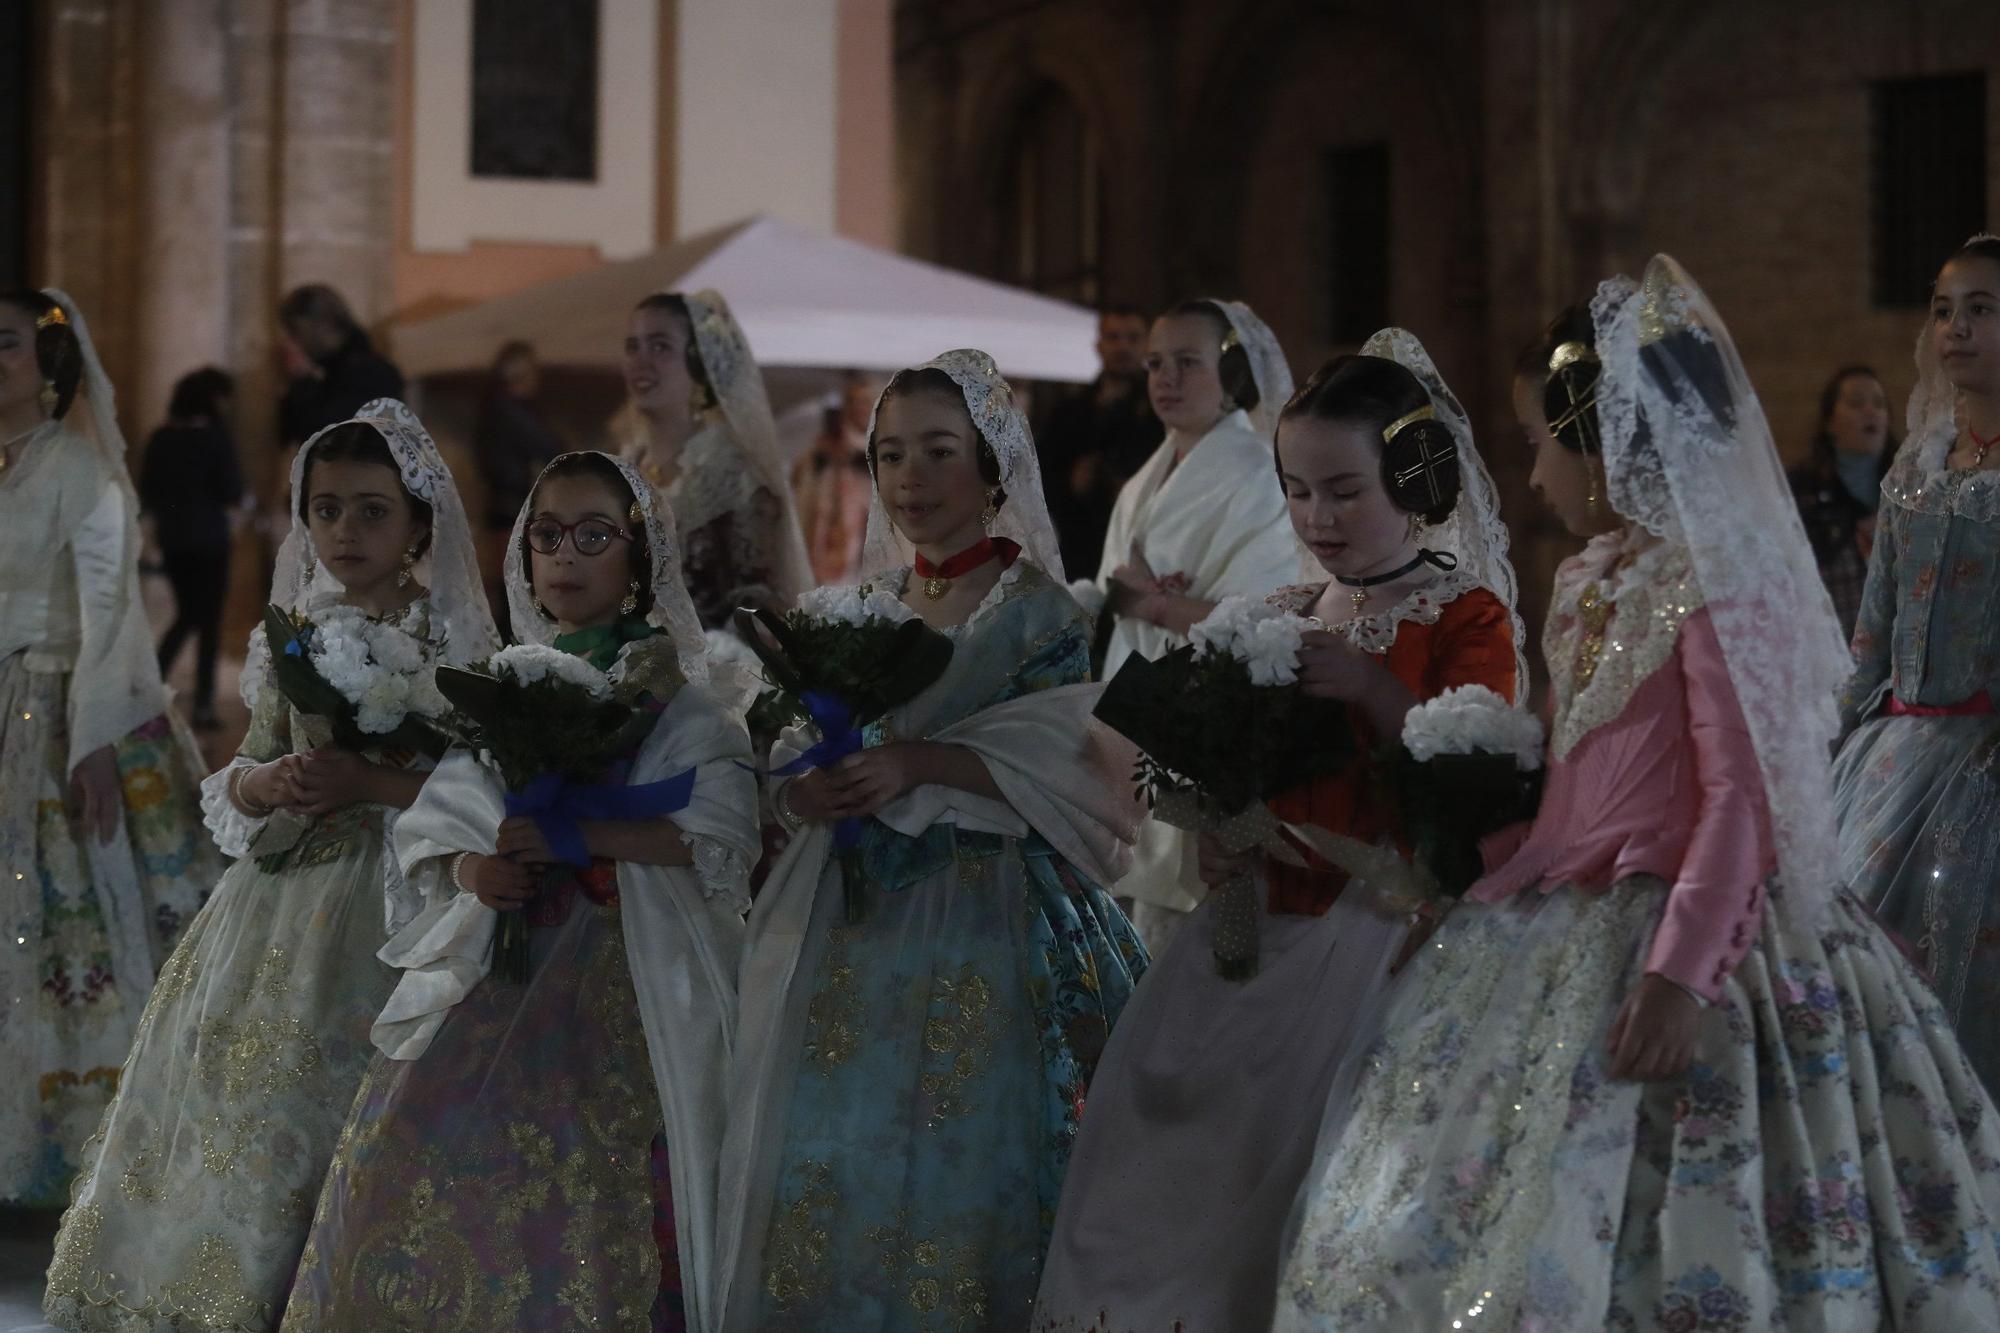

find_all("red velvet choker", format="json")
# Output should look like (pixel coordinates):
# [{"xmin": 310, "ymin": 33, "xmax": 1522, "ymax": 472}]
[{"xmin": 914, "ymin": 536, "xmax": 1020, "ymax": 600}]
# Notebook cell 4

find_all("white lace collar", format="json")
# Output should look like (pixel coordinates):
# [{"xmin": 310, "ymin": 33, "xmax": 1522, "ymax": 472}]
[
  {"xmin": 1880, "ymin": 422, "xmax": 2000, "ymax": 521},
  {"xmin": 1268, "ymin": 566, "xmax": 1485, "ymax": 655},
  {"xmin": 1545, "ymin": 529, "xmax": 1703, "ymax": 758}
]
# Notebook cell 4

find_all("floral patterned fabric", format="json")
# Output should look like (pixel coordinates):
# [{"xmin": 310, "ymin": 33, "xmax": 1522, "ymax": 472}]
[
  {"xmin": 1274, "ymin": 878, "xmax": 2000, "ymax": 1331},
  {"xmin": 743, "ymin": 569, "xmax": 1147, "ymax": 1332},
  {"xmin": 0, "ymin": 655, "xmax": 217, "ymax": 1209},
  {"xmin": 281, "ymin": 890, "xmax": 684, "ymax": 1332},
  {"xmin": 1833, "ymin": 430, "xmax": 2000, "ymax": 1093}
]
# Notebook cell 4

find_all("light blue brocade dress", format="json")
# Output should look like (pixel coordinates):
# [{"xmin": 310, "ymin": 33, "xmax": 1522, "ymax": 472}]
[{"xmin": 736, "ymin": 563, "xmax": 1148, "ymax": 1332}]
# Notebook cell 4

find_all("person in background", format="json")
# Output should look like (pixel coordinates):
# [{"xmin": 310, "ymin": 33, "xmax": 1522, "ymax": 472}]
[
  {"xmin": 473, "ymin": 339, "xmax": 566, "ymax": 634},
  {"xmin": 277, "ymin": 284, "xmax": 406, "ymax": 450},
  {"xmin": 140, "ymin": 366, "xmax": 242, "ymax": 730},
  {"xmin": 1040, "ymin": 305, "xmax": 1163, "ymax": 574},
  {"xmin": 791, "ymin": 370, "xmax": 878, "ymax": 585},
  {"xmin": 1789, "ymin": 364, "xmax": 1894, "ymax": 638}
]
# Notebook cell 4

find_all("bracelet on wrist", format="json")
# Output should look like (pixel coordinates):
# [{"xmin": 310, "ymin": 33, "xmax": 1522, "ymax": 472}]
[
  {"xmin": 231, "ymin": 764, "xmax": 274, "ymax": 817},
  {"xmin": 449, "ymin": 851, "xmax": 473, "ymax": 895},
  {"xmin": 774, "ymin": 779, "xmax": 804, "ymax": 832}
]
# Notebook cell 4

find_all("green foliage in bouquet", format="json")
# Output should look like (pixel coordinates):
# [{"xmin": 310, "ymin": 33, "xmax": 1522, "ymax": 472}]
[
  {"xmin": 431, "ymin": 664, "xmax": 660, "ymax": 792},
  {"xmin": 1385, "ymin": 749, "xmax": 1543, "ymax": 899},
  {"xmin": 733, "ymin": 606, "xmax": 956, "ymax": 736},
  {"xmin": 261, "ymin": 605, "xmax": 449, "ymax": 759},
  {"xmin": 1093, "ymin": 642, "xmax": 1355, "ymax": 813}
]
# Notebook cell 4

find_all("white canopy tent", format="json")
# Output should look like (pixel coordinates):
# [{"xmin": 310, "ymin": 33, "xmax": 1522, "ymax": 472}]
[{"xmin": 390, "ymin": 213, "xmax": 1101, "ymax": 384}]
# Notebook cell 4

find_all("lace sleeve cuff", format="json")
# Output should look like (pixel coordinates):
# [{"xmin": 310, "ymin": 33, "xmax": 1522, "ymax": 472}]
[
  {"xmin": 688, "ymin": 832, "xmax": 751, "ymax": 915},
  {"xmin": 200, "ymin": 758, "xmax": 267, "ymax": 858}
]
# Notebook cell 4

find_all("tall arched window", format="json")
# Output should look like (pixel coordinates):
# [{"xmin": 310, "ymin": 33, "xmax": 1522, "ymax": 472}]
[{"xmin": 1000, "ymin": 80, "xmax": 1101, "ymax": 303}]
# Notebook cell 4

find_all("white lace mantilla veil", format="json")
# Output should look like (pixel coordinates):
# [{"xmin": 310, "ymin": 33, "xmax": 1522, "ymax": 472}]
[
  {"xmin": 1215, "ymin": 299, "xmax": 1295, "ymax": 440},
  {"xmin": 1358, "ymin": 327, "xmax": 1531, "ymax": 698},
  {"xmin": 250, "ymin": 400, "xmax": 500, "ymax": 711},
  {"xmin": 1888, "ymin": 231, "xmax": 2000, "ymax": 522},
  {"xmin": 1592, "ymin": 255, "xmax": 1851, "ymax": 911},
  {"xmin": 858, "ymin": 348, "xmax": 1066, "ymax": 582},
  {"xmin": 503, "ymin": 451, "xmax": 712, "ymax": 685},
  {"xmin": 682, "ymin": 289, "xmax": 814, "ymax": 602}
]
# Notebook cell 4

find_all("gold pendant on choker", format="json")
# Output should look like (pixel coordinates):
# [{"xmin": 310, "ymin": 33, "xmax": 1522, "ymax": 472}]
[{"xmin": 923, "ymin": 575, "xmax": 951, "ymax": 600}]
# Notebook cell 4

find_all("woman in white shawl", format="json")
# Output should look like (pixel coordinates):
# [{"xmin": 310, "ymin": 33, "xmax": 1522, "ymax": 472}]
[
  {"xmin": 1093, "ymin": 298, "xmax": 1300, "ymax": 953},
  {"xmin": 0, "ymin": 288, "xmax": 221, "ymax": 1207},
  {"xmin": 282, "ymin": 452, "xmax": 756, "ymax": 1332},
  {"xmin": 713, "ymin": 351, "xmax": 1149, "ymax": 1332},
  {"xmin": 621, "ymin": 289, "xmax": 813, "ymax": 627},
  {"xmin": 46, "ymin": 399, "xmax": 499, "ymax": 1332}
]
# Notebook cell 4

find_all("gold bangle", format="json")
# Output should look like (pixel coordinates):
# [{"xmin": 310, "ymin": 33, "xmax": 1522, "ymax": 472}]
[{"xmin": 231, "ymin": 765, "xmax": 274, "ymax": 817}]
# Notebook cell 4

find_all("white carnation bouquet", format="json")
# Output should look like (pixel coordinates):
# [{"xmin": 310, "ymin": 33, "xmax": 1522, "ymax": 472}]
[
  {"xmin": 1093, "ymin": 595, "xmax": 1355, "ymax": 978},
  {"xmin": 261, "ymin": 603, "xmax": 451, "ymax": 757},
  {"xmin": 732, "ymin": 582, "xmax": 954, "ymax": 922},
  {"xmin": 1380, "ymin": 684, "xmax": 1545, "ymax": 906}
]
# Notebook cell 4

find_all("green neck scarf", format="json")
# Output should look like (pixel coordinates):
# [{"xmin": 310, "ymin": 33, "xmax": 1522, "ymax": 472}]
[{"xmin": 552, "ymin": 616, "xmax": 657, "ymax": 672}]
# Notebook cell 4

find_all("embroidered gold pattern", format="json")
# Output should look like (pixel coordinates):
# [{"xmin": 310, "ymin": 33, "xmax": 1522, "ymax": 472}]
[
  {"xmin": 805, "ymin": 928, "xmax": 862, "ymax": 1074},
  {"xmin": 152, "ymin": 1233, "xmax": 269, "ymax": 1330},
  {"xmin": 119, "ymin": 1145, "xmax": 162, "ymax": 1201},
  {"xmin": 920, "ymin": 966, "xmax": 996, "ymax": 1127},
  {"xmin": 1571, "ymin": 582, "xmax": 1612, "ymax": 690},
  {"xmin": 764, "ymin": 1159, "xmax": 838, "ymax": 1311},
  {"xmin": 867, "ymin": 1211, "xmax": 990, "ymax": 1327}
]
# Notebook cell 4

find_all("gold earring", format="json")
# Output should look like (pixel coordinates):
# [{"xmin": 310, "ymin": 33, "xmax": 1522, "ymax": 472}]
[
  {"xmin": 620, "ymin": 579, "xmax": 640, "ymax": 615},
  {"xmin": 395, "ymin": 544, "xmax": 418, "ymax": 588},
  {"xmin": 39, "ymin": 381, "xmax": 58, "ymax": 417},
  {"xmin": 979, "ymin": 488, "xmax": 1000, "ymax": 529},
  {"xmin": 532, "ymin": 596, "xmax": 553, "ymax": 619}
]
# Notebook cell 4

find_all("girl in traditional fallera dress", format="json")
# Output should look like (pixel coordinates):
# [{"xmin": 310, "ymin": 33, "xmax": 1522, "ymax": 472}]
[
  {"xmin": 1093, "ymin": 299, "xmax": 1300, "ymax": 955},
  {"xmin": 620, "ymin": 289, "xmax": 813, "ymax": 627},
  {"xmin": 1831, "ymin": 234, "xmax": 2000, "ymax": 1092},
  {"xmin": 44, "ymin": 401, "xmax": 499, "ymax": 1332},
  {"xmin": 713, "ymin": 351, "xmax": 1149, "ymax": 1333},
  {"xmin": 0, "ymin": 290, "xmax": 221, "ymax": 1208},
  {"xmin": 281, "ymin": 452, "xmax": 756, "ymax": 1332},
  {"xmin": 1035, "ymin": 332, "xmax": 1526, "ymax": 1333},
  {"xmin": 1274, "ymin": 256, "xmax": 2000, "ymax": 1332}
]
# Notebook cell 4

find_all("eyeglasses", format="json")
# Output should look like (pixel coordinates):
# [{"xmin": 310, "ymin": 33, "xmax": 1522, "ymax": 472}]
[{"xmin": 524, "ymin": 518, "xmax": 633, "ymax": 556}]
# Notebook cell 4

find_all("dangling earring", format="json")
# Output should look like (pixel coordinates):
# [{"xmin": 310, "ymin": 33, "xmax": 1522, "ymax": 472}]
[
  {"xmin": 532, "ymin": 596, "xmax": 554, "ymax": 620},
  {"xmin": 620, "ymin": 579, "xmax": 640, "ymax": 615},
  {"xmin": 979, "ymin": 487, "xmax": 1000, "ymax": 529},
  {"xmin": 394, "ymin": 544, "xmax": 419, "ymax": 589},
  {"xmin": 38, "ymin": 380, "xmax": 58, "ymax": 417},
  {"xmin": 1217, "ymin": 393, "xmax": 1238, "ymax": 415}
]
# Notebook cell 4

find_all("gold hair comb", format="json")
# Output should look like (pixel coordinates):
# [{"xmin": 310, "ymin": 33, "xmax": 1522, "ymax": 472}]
[{"xmin": 1382, "ymin": 404, "xmax": 1436, "ymax": 444}]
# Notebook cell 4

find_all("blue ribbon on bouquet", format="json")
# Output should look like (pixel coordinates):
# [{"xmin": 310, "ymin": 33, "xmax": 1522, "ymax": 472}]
[
  {"xmin": 767, "ymin": 690, "xmax": 867, "ymax": 852},
  {"xmin": 504, "ymin": 766, "xmax": 698, "ymax": 868}
]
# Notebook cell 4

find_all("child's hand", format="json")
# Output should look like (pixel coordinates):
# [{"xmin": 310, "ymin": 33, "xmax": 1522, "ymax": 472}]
[
  {"xmin": 496, "ymin": 815, "xmax": 557, "ymax": 864},
  {"xmin": 1606, "ymin": 973, "xmax": 1704, "ymax": 1082},
  {"xmin": 459, "ymin": 853, "xmax": 534, "ymax": 911}
]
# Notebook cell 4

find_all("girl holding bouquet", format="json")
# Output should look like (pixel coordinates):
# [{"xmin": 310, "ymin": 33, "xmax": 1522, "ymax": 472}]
[
  {"xmin": 282, "ymin": 451, "xmax": 756, "ymax": 1332},
  {"xmin": 713, "ymin": 351, "xmax": 1149, "ymax": 1332},
  {"xmin": 1034, "ymin": 333, "xmax": 1525, "ymax": 1332},
  {"xmin": 1274, "ymin": 258, "xmax": 2000, "ymax": 1330},
  {"xmin": 46, "ymin": 400, "xmax": 499, "ymax": 1332}
]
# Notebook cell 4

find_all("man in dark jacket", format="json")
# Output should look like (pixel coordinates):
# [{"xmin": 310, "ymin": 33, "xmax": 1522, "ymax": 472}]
[{"xmin": 1037, "ymin": 305, "xmax": 1163, "ymax": 575}]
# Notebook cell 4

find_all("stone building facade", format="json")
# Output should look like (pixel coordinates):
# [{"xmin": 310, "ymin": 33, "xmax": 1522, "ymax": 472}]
[{"xmin": 894, "ymin": 0, "xmax": 2000, "ymax": 644}]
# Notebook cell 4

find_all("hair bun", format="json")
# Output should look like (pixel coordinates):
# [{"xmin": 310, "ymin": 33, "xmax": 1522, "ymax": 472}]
[{"xmin": 1382, "ymin": 415, "xmax": 1462, "ymax": 520}]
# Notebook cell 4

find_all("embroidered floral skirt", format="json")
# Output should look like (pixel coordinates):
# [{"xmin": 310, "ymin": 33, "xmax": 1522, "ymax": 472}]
[
  {"xmin": 44, "ymin": 809, "xmax": 396, "ymax": 1333},
  {"xmin": 1274, "ymin": 878, "xmax": 2000, "ymax": 1332},
  {"xmin": 742, "ymin": 836, "xmax": 1146, "ymax": 1332},
  {"xmin": 1833, "ymin": 711, "xmax": 2000, "ymax": 1093},
  {"xmin": 280, "ymin": 895, "xmax": 683, "ymax": 1332},
  {"xmin": 0, "ymin": 655, "xmax": 217, "ymax": 1208},
  {"xmin": 1033, "ymin": 890, "xmax": 1405, "ymax": 1333}
]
